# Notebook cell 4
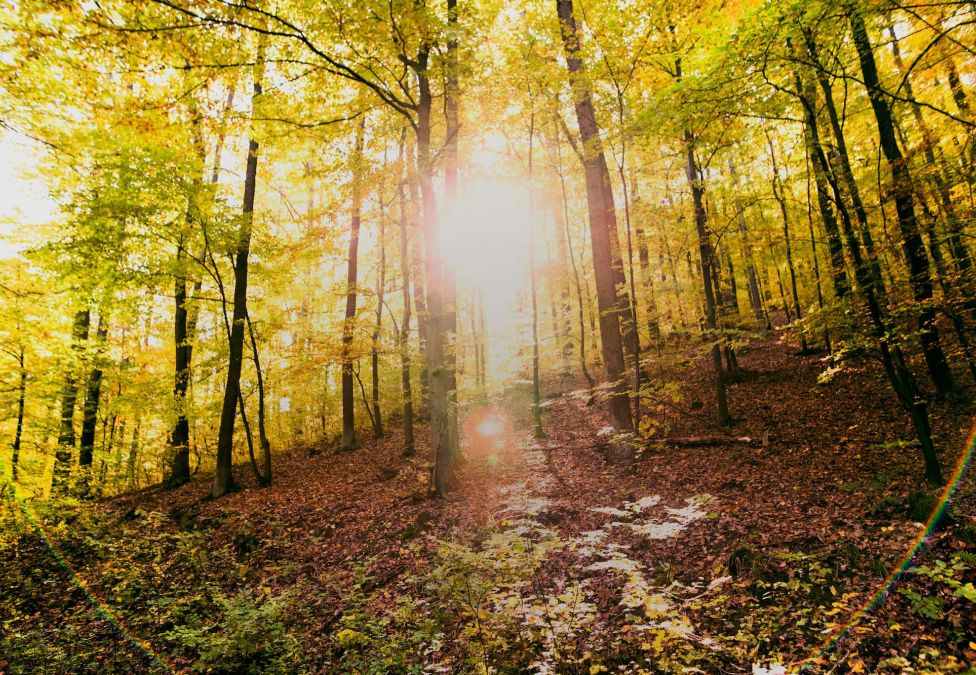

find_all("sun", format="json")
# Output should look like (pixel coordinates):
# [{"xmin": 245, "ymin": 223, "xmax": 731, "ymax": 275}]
[{"xmin": 442, "ymin": 171, "xmax": 541, "ymax": 382}]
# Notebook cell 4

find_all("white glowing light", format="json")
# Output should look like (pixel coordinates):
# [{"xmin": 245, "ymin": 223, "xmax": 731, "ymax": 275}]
[{"xmin": 476, "ymin": 414, "xmax": 506, "ymax": 437}]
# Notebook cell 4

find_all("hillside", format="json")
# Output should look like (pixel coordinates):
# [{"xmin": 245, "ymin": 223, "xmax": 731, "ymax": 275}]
[{"xmin": 2, "ymin": 332, "xmax": 974, "ymax": 673}]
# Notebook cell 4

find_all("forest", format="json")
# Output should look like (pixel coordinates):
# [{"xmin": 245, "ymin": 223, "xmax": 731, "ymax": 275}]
[{"xmin": 0, "ymin": 0, "xmax": 975, "ymax": 671}]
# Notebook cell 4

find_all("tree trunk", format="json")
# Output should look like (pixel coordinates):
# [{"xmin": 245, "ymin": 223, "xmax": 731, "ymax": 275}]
[
  {"xmin": 728, "ymin": 158, "xmax": 764, "ymax": 323},
  {"xmin": 527, "ymin": 114, "xmax": 545, "ymax": 439},
  {"xmin": 766, "ymin": 130, "xmax": 806, "ymax": 350},
  {"xmin": 78, "ymin": 314, "xmax": 108, "ymax": 494},
  {"xmin": 167, "ymin": 91, "xmax": 233, "ymax": 489},
  {"xmin": 885, "ymin": 24, "xmax": 975, "ymax": 303},
  {"xmin": 805, "ymin": 36, "xmax": 884, "ymax": 299},
  {"xmin": 946, "ymin": 58, "xmax": 976, "ymax": 187},
  {"xmin": 614, "ymin": 126, "xmax": 644, "ymax": 424},
  {"xmin": 444, "ymin": 0, "xmax": 461, "ymax": 460},
  {"xmin": 415, "ymin": 50, "xmax": 455, "ymax": 496},
  {"xmin": 212, "ymin": 57, "xmax": 263, "ymax": 498},
  {"xmin": 805, "ymin": 152, "xmax": 831, "ymax": 352},
  {"xmin": 684, "ymin": 129, "xmax": 730, "ymax": 426},
  {"xmin": 340, "ymin": 119, "xmax": 366, "ymax": 453},
  {"xmin": 128, "ymin": 418, "xmax": 140, "ymax": 490},
  {"xmin": 372, "ymin": 159, "xmax": 386, "ymax": 440},
  {"xmin": 409, "ymin": 171, "xmax": 430, "ymax": 420},
  {"xmin": 469, "ymin": 292, "xmax": 483, "ymax": 391},
  {"xmin": 246, "ymin": 313, "xmax": 272, "ymax": 485},
  {"xmin": 631, "ymin": 175, "xmax": 662, "ymax": 347},
  {"xmin": 11, "ymin": 347, "xmax": 26, "ymax": 482},
  {"xmin": 848, "ymin": 5, "xmax": 956, "ymax": 397},
  {"xmin": 478, "ymin": 295, "xmax": 487, "ymax": 387},
  {"xmin": 798, "ymin": 93, "xmax": 851, "ymax": 300},
  {"xmin": 167, "ymin": 238, "xmax": 193, "ymax": 488},
  {"xmin": 556, "ymin": 0, "xmax": 633, "ymax": 433},
  {"xmin": 52, "ymin": 309, "xmax": 90, "ymax": 493},
  {"xmin": 397, "ymin": 142, "xmax": 415, "ymax": 456},
  {"xmin": 555, "ymin": 132, "xmax": 597, "ymax": 395},
  {"xmin": 550, "ymin": 201, "xmax": 575, "ymax": 370}
]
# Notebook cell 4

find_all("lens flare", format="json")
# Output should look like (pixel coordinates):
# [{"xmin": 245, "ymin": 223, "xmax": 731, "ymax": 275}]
[
  {"xmin": 800, "ymin": 420, "xmax": 976, "ymax": 671},
  {"xmin": 1, "ymin": 472, "xmax": 173, "ymax": 673},
  {"xmin": 476, "ymin": 414, "xmax": 506, "ymax": 438}
]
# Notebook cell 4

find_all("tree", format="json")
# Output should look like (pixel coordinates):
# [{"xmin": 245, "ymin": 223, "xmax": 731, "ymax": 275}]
[
  {"xmin": 555, "ymin": 0, "xmax": 633, "ymax": 435},
  {"xmin": 52, "ymin": 310, "xmax": 90, "ymax": 493},
  {"xmin": 340, "ymin": 118, "xmax": 367, "ymax": 453},
  {"xmin": 212, "ymin": 48, "xmax": 264, "ymax": 498},
  {"xmin": 846, "ymin": 0, "xmax": 956, "ymax": 398}
]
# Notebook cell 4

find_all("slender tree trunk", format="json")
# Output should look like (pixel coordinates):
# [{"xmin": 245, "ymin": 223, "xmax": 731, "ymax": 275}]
[
  {"xmin": 128, "ymin": 418, "xmax": 140, "ymax": 490},
  {"xmin": 674, "ymin": 43, "xmax": 729, "ymax": 423},
  {"xmin": 614, "ymin": 125, "xmax": 643, "ymax": 425},
  {"xmin": 685, "ymin": 129, "xmax": 730, "ymax": 426},
  {"xmin": 551, "ymin": 199, "xmax": 575, "ymax": 369},
  {"xmin": 636, "ymin": 222, "xmax": 661, "ymax": 346},
  {"xmin": 885, "ymin": 24, "xmax": 975, "ymax": 301},
  {"xmin": 723, "ymin": 246, "xmax": 741, "ymax": 315},
  {"xmin": 527, "ymin": 114, "xmax": 545, "ymax": 438},
  {"xmin": 556, "ymin": 134, "xmax": 596, "ymax": 395},
  {"xmin": 340, "ymin": 119, "xmax": 366, "ymax": 453},
  {"xmin": 848, "ymin": 5, "xmax": 956, "ymax": 397},
  {"xmin": 444, "ymin": 0, "xmax": 461, "ymax": 460},
  {"xmin": 478, "ymin": 294, "xmax": 487, "ymax": 387},
  {"xmin": 946, "ymin": 58, "xmax": 976, "ymax": 187},
  {"xmin": 168, "ymin": 238, "xmax": 193, "ymax": 487},
  {"xmin": 805, "ymin": 153, "xmax": 831, "ymax": 352},
  {"xmin": 556, "ymin": 0, "xmax": 633, "ymax": 433},
  {"xmin": 397, "ymin": 144, "xmax": 415, "ymax": 455},
  {"xmin": 78, "ymin": 314, "xmax": 108, "ymax": 494},
  {"xmin": 631, "ymin": 173, "xmax": 661, "ymax": 347},
  {"xmin": 167, "ymin": 92, "xmax": 232, "ymax": 489},
  {"xmin": 372, "ymin": 168, "xmax": 386, "ymax": 440},
  {"xmin": 409, "ymin": 169, "xmax": 431, "ymax": 419},
  {"xmin": 52, "ymin": 309, "xmax": 90, "ymax": 492},
  {"xmin": 766, "ymin": 130, "xmax": 806, "ymax": 350},
  {"xmin": 663, "ymin": 201, "xmax": 689, "ymax": 331},
  {"xmin": 806, "ymin": 32, "xmax": 883, "ymax": 294},
  {"xmin": 212, "ymin": 55, "xmax": 264, "ymax": 498},
  {"xmin": 728, "ymin": 158, "xmax": 764, "ymax": 323},
  {"xmin": 238, "ymin": 388, "xmax": 260, "ymax": 483},
  {"xmin": 246, "ymin": 313, "xmax": 271, "ymax": 485},
  {"xmin": 415, "ymin": 52, "xmax": 455, "ymax": 496},
  {"xmin": 800, "ymin": 98, "xmax": 851, "ymax": 301},
  {"xmin": 11, "ymin": 347, "xmax": 25, "ymax": 482},
  {"xmin": 469, "ymin": 292, "xmax": 483, "ymax": 391}
]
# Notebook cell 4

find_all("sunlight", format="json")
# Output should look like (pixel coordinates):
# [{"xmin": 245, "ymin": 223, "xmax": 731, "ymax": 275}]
[
  {"xmin": 5, "ymin": 0, "xmax": 974, "ymax": 669},
  {"xmin": 476, "ymin": 412, "xmax": 507, "ymax": 438},
  {"xmin": 443, "ymin": 171, "xmax": 537, "ymax": 381}
]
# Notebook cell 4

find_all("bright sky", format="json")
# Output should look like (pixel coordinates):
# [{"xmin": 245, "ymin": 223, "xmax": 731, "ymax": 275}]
[{"xmin": 0, "ymin": 130, "xmax": 57, "ymax": 258}]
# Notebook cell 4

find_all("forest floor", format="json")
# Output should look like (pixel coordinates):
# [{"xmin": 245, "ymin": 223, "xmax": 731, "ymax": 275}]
[{"xmin": 2, "ymin": 330, "xmax": 976, "ymax": 673}]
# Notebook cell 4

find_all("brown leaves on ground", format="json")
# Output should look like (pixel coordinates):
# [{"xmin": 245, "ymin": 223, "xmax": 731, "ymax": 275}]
[{"xmin": 33, "ymin": 332, "xmax": 976, "ymax": 669}]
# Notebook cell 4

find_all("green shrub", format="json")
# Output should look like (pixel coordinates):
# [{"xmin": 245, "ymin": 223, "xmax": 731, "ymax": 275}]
[{"xmin": 166, "ymin": 590, "xmax": 305, "ymax": 674}]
